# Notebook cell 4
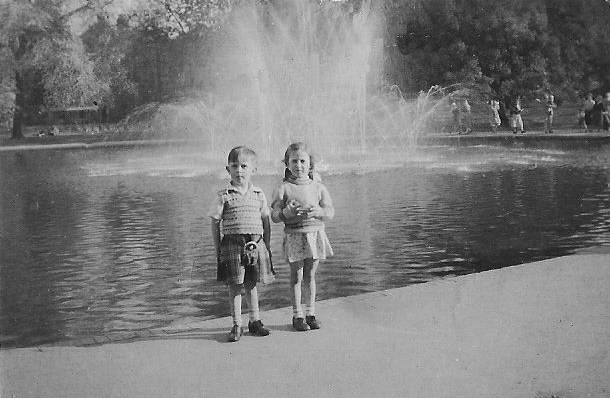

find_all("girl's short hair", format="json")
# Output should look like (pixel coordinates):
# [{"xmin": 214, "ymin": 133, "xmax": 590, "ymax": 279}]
[{"xmin": 228, "ymin": 146, "xmax": 257, "ymax": 164}]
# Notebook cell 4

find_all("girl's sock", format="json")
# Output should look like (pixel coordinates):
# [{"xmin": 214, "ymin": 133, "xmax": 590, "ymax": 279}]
[{"xmin": 245, "ymin": 285, "xmax": 260, "ymax": 322}]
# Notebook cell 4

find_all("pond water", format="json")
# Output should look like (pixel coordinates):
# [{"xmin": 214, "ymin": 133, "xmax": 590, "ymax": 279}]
[{"xmin": 1, "ymin": 141, "xmax": 609, "ymax": 347}]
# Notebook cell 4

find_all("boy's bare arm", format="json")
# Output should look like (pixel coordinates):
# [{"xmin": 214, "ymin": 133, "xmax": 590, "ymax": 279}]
[{"xmin": 262, "ymin": 215, "xmax": 271, "ymax": 252}]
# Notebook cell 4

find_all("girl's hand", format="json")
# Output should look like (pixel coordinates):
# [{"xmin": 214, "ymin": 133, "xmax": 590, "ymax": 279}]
[{"xmin": 304, "ymin": 205, "xmax": 325, "ymax": 219}]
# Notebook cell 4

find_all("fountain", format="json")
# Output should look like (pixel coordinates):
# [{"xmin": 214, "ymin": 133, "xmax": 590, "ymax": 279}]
[{"xmin": 119, "ymin": 0, "xmax": 452, "ymax": 163}]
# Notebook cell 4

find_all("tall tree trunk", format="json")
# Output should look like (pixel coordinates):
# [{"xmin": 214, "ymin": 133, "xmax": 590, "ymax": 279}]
[{"xmin": 11, "ymin": 71, "xmax": 24, "ymax": 139}]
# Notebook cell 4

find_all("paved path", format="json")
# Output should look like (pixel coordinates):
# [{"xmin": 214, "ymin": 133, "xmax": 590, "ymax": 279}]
[{"xmin": 2, "ymin": 252, "xmax": 609, "ymax": 398}]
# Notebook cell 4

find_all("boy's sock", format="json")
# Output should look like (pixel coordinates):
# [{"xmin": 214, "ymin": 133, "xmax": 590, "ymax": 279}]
[{"xmin": 228, "ymin": 285, "xmax": 242, "ymax": 326}]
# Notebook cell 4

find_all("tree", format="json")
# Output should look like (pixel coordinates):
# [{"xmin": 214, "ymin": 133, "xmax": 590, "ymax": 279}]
[
  {"xmin": 383, "ymin": 0, "xmax": 610, "ymax": 100},
  {"xmin": 0, "ymin": 0, "xmax": 109, "ymax": 138}
]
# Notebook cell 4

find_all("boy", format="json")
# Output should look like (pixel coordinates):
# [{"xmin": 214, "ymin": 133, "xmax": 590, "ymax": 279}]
[{"xmin": 209, "ymin": 146, "xmax": 275, "ymax": 342}]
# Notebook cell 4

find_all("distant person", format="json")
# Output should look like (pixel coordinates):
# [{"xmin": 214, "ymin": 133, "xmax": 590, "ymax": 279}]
[
  {"xmin": 450, "ymin": 100, "xmax": 461, "ymax": 134},
  {"xmin": 543, "ymin": 94, "xmax": 557, "ymax": 134},
  {"xmin": 577, "ymin": 108, "xmax": 588, "ymax": 133},
  {"xmin": 602, "ymin": 92, "xmax": 610, "ymax": 131},
  {"xmin": 209, "ymin": 146, "xmax": 275, "ymax": 342},
  {"xmin": 583, "ymin": 93, "xmax": 595, "ymax": 127},
  {"xmin": 592, "ymin": 95, "xmax": 605, "ymax": 131},
  {"xmin": 509, "ymin": 95, "xmax": 524, "ymax": 134},
  {"xmin": 271, "ymin": 142, "xmax": 334, "ymax": 332},
  {"xmin": 488, "ymin": 98, "xmax": 501, "ymax": 133},
  {"xmin": 461, "ymin": 99, "xmax": 472, "ymax": 134}
]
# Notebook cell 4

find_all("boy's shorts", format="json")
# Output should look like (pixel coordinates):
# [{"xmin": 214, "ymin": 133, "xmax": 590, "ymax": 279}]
[{"xmin": 218, "ymin": 234, "xmax": 274, "ymax": 285}]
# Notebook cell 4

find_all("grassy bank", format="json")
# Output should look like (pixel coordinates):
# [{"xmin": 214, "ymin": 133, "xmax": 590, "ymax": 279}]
[{"xmin": 0, "ymin": 100, "xmax": 604, "ymax": 149}]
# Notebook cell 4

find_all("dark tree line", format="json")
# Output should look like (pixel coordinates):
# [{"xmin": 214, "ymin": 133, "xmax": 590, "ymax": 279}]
[
  {"xmin": 2, "ymin": 0, "xmax": 609, "ymax": 137},
  {"xmin": 384, "ymin": 0, "xmax": 610, "ymax": 100}
]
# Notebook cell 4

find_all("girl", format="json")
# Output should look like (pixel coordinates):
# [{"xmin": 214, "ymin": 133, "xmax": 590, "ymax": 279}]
[{"xmin": 271, "ymin": 142, "xmax": 334, "ymax": 331}]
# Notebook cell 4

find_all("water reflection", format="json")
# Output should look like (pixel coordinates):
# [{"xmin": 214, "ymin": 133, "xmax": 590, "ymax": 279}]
[{"xmin": 1, "ymin": 144, "xmax": 609, "ymax": 347}]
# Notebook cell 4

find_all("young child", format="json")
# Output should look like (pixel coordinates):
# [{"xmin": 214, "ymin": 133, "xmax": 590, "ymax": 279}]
[
  {"xmin": 271, "ymin": 142, "xmax": 334, "ymax": 331},
  {"xmin": 578, "ymin": 108, "xmax": 588, "ymax": 133},
  {"xmin": 209, "ymin": 146, "xmax": 275, "ymax": 342}
]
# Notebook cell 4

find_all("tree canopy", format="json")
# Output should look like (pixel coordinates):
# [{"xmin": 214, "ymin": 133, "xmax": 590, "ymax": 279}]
[
  {"xmin": 384, "ymin": 0, "xmax": 610, "ymax": 99},
  {"xmin": 1, "ymin": 0, "xmax": 609, "ymax": 136}
]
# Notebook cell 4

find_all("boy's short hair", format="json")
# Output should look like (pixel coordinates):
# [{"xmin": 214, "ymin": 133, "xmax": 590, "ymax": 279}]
[{"xmin": 227, "ymin": 146, "xmax": 257, "ymax": 164}]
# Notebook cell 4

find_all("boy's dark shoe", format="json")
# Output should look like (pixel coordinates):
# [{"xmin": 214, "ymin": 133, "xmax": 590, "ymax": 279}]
[
  {"xmin": 228, "ymin": 325, "xmax": 242, "ymax": 342},
  {"xmin": 248, "ymin": 320, "xmax": 270, "ymax": 336},
  {"xmin": 305, "ymin": 315, "xmax": 321, "ymax": 330},
  {"xmin": 292, "ymin": 317, "xmax": 310, "ymax": 331}
]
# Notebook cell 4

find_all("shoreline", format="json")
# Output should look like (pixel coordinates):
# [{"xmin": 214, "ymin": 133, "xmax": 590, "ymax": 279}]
[
  {"xmin": 1, "ymin": 129, "xmax": 609, "ymax": 152},
  {"xmin": 2, "ymin": 251, "xmax": 609, "ymax": 398}
]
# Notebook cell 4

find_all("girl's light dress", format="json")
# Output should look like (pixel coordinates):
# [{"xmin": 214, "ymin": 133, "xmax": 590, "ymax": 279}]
[
  {"xmin": 284, "ymin": 229, "xmax": 333, "ymax": 263},
  {"xmin": 272, "ymin": 178, "xmax": 333, "ymax": 263}
]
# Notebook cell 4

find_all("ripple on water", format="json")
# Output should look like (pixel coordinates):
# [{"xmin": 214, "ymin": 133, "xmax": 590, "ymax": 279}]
[{"xmin": 104, "ymin": 320, "xmax": 157, "ymax": 331}]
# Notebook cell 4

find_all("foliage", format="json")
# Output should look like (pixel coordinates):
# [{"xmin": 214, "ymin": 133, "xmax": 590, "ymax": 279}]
[
  {"xmin": 125, "ymin": 0, "xmax": 234, "ymax": 38},
  {"xmin": 383, "ymin": 0, "xmax": 610, "ymax": 100},
  {"xmin": 2, "ymin": 0, "xmax": 609, "ymax": 134},
  {"xmin": 0, "ymin": 0, "xmax": 110, "ymax": 135}
]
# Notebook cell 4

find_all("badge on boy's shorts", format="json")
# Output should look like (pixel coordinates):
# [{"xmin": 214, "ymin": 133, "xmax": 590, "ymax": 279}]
[{"xmin": 243, "ymin": 241, "xmax": 258, "ymax": 266}]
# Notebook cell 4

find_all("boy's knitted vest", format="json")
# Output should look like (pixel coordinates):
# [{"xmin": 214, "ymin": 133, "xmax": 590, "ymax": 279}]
[{"xmin": 220, "ymin": 187, "xmax": 264, "ymax": 235}]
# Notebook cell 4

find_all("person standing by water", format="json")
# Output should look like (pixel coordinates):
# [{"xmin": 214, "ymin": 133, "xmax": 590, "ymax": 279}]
[
  {"xmin": 577, "ymin": 108, "xmax": 588, "ymax": 133},
  {"xmin": 602, "ymin": 92, "xmax": 610, "ymax": 132},
  {"xmin": 488, "ymin": 98, "xmax": 501, "ymax": 133},
  {"xmin": 450, "ymin": 100, "xmax": 461, "ymax": 134},
  {"xmin": 583, "ymin": 93, "xmax": 596, "ymax": 128},
  {"xmin": 209, "ymin": 146, "xmax": 275, "ymax": 342},
  {"xmin": 539, "ymin": 93, "xmax": 557, "ymax": 134},
  {"xmin": 461, "ymin": 98, "xmax": 472, "ymax": 134},
  {"xmin": 509, "ymin": 95, "xmax": 525, "ymax": 134},
  {"xmin": 271, "ymin": 142, "xmax": 334, "ymax": 332},
  {"xmin": 592, "ymin": 95, "xmax": 605, "ymax": 131}
]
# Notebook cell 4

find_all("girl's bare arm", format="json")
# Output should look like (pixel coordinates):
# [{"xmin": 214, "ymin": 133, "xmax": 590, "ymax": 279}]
[{"xmin": 310, "ymin": 184, "xmax": 334, "ymax": 221}]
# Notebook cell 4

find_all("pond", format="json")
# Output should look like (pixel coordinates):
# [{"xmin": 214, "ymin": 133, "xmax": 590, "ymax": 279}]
[{"xmin": 1, "ymin": 141, "xmax": 609, "ymax": 347}]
